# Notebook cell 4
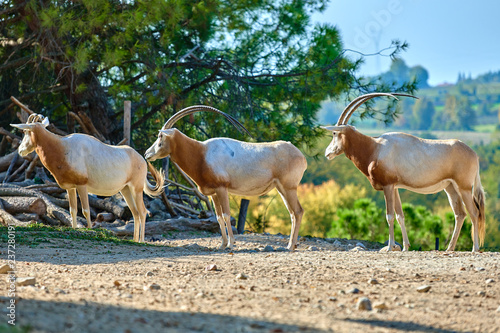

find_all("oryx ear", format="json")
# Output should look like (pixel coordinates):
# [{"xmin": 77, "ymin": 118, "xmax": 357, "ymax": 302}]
[
  {"xmin": 320, "ymin": 125, "xmax": 345, "ymax": 132},
  {"xmin": 41, "ymin": 117, "xmax": 50, "ymax": 127},
  {"xmin": 10, "ymin": 123, "xmax": 35, "ymax": 131}
]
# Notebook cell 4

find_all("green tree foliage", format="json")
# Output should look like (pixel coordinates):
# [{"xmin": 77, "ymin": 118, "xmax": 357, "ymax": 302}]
[
  {"xmin": 326, "ymin": 198, "xmax": 472, "ymax": 251},
  {"xmin": 433, "ymin": 95, "xmax": 476, "ymax": 130},
  {"xmin": 411, "ymin": 97, "xmax": 435, "ymax": 130},
  {"xmin": 0, "ymin": 0, "xmax": 412, "ymax": 149},
  {"xmin": 379, "ymin": 58, "xmax": 427, "ymax": 89}
]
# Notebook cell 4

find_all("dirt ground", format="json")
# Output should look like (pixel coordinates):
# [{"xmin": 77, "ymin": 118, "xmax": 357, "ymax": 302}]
[{"xmin": 1, "ymin": 231, "xmax": 499, "ymax": 333}]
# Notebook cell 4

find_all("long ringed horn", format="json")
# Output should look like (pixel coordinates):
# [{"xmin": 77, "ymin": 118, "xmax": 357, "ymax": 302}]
[
  {"xmin": 339, "ymin": 93, "xmax": 418, "ymax": 125},
  {"xmin": 162, "ymin": 105, "xmax": 252, "ymax": 137},
  {"xmin": 337, "ymin": 93, "xmax": 395, "ymax": 125},
  {"xmin": 341, "ymin": 93, "xmax": 399, "ymax": 125},
  {"xmin": 26, "ymin": 113, "xmax": 45, "ymax": 124}
]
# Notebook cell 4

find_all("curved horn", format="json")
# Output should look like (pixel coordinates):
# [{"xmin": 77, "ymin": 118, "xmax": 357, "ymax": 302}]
[
  {"xmin": 339, "ymin": 93, "xmax": 418, "ymax": 125},
  {"xmin": 337, "ymin": 93, "xmax": 395, "ymax": 125},
  {"xmin": 26, "ymin": 113, "xmax": 45, "ymax": 124},
  {"xmin": 341, "ymin": 93, "xmax": 399, "ymax": 125},
  {"xmin": 162, "ymin": 105, "xmax": 252, "ymax": 137}
]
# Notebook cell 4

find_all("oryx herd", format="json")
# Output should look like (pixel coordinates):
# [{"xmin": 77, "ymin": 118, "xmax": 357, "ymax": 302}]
[{"xmin": 11, "ymin": 93, "xmax": 485, "ymax": 252}]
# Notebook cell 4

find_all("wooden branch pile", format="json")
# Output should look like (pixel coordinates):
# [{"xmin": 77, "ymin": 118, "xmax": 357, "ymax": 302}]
[{"xmin": 0, "ymin": 97, "xmax": 228, "ymax": 236}]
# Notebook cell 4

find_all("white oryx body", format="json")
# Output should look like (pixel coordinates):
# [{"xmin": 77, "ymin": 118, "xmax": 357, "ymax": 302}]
[
  {"xmin": 145, "ymin": 106, "xmax": 307, "ymax": 250},
  {"xmin": 322, "ymin": 93, "xmax": 485, "ymax": 252},
  {"xmin": 11, "ymin": 114, "xmax": 164, "ymax": 242}
]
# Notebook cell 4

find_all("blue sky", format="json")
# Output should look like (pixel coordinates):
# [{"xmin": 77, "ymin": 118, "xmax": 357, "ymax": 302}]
[{"xmin": 313, "ymin": 0, "xmax": 500, "ymax": 86}]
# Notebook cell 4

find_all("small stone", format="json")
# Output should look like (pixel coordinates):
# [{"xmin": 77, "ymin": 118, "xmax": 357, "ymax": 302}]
[
  {"xmin": 328, "ymin": 297, "xmax": 337, "ymax": 302},
  {"xmin": 260, "ymin": 245, "xmax": 274, "ymax": 252},
  {"xmin": 475, "ymin": 267, "xmax": 486, "ymax": 272},
  {"xmin": 308, "ymin": 246, "xmax": 319, "ymax": 251},
  {"xmin": 347, "ymin": 287, "xmax": 360, "ymax": 294},
  {"xmin": 145, "ymin": 271, "xmax": 154, "ymax": 277},
  {"xmin": 355, "ymin": 242, "xmax": 366, "ymax": 248},
  {"xmin": 236, "ymin": 273, "xmax": 248, "ymax": 280},
  {"xmin": 0, "ymin": 264, "xmax": 11, "ymax": 274},
  {"xmin": 477, "ymin": 291, "xmax": 486, "ymax": 297},
  {"xmin": 368, "ymin": 278, "xmax": 379, "ymax": 285},
  {"xmin": 16, "ymin": 277, "xmax": 36, "ymax": 286},
  {"xmin": 145, "ymin": 283, "xmax": 161, "ymax": 290},
  {"xmin": 205, "ymin": 264, "xmax": 217, "ymax": 271},
  {"xmin": 417, "ymin": 285, "xmax": 431, "ymax": 293},
  {"xmin": 496, "ymin": 305, "xmax": 500, "ymax": 312},
  {"xmin": 350, "ymin": 246, "xmax": 365, "ymax": 252},
  {"xmin": 113, "ymin": 280, "xmax": 121, "ymax": 287},
  {"xmin": 275, "ymin": 247, "xmax": 287, "ymax": 252},
  {"xmin": 333, "ymin": 240, "xmax": 342, "ymax": 247},
  {"xmin": 485, "ymin": 279, "xmax": 494, "ymax": 284},
  {"xmin": 373, "ymin": 302, "xmax": 388, "ymax": 310},
  {"xmin": 356, "ymin": 297, "xmax": 372, "ymax": 311}
]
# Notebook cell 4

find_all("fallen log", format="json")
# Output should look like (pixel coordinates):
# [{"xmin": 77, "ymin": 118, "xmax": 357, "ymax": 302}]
[
  {"xmin": 0, "ymin": 196, "xmax": 47, "ymax": 216},
  {"xmin": 0, "ymin": 184, "xmax": 73, "ymax": 226},
  {"xmin": 13, "ymin": 213, "xmax": 39, "ymax": 222},
  {"xmin": 0, "ymin": 151, "xmax": 20, "ymax": 171},
  {"xmin": 0, "ymin": 199, "xmax": 34, "ymax": 227},
  {"xmin": 105, "ymin": 216, "xmax": 224, "ymax": 236}
]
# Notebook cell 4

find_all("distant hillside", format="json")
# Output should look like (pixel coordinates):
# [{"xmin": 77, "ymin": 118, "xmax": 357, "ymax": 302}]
[{"xmin": 318, "ymin": 62, "xmax": 500, "ymax": 132}]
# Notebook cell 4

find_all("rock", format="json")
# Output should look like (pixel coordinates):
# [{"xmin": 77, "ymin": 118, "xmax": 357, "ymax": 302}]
[
  {"xmin": 355, "ymin": 242, "xmax": 366, "ymax": 248},
  {"xmin": 347, "ymin": 288, "xmax": 360, "ymax": 294},
  {"xmin": 260, "ymin": 245, "xmax": 274, "ymax": 252},
  {"xmin": 308, "ymin": 246, "xmax": 319, "ymax": 251},
  {"xmin": 485, "ymin": 279, "xmax": 494, "ymax": 284},
  {"xmin": 379, "ymin": 244, "xmax": 402, "ymax": 252},
  {"xmin": 496, "ymin": 306, "xmax": 500, "ymax": 312},
  {"xmin": 113, "ymin": 280, "xmax": 121, "ymax": 287},
  {"xmin": 328, "ymin": 297, "xmax": 337, "ymax": 302},
  {"xmin": 417, "ymin": 285, "xmax": 431, "ymax": 293},
  {"xmin": 477, "ymin": 291, "xmax": 486, "ymax": 297},
  {"xmin": 275, "ymin": 247, "xmax": 287, "ymax": 252},
  {"xmin": 205, "ymin": 264, "xmax": 217, "ymax": 271},
  {"xmin": 373, "ymin": 302, "xmax": 388, "ymax": 310},
  {"xmin": 16, "ymin": 277, "xmax": 36, "ymax": 286},
  {"xmin": 475, "ymin": 267, "xmax": 486, "ymax": 272},
  {"xmin": 0, "ymin": 264, "xmax": 11, "ymax": 274},
  {"xmin": 350, "ymin": 246, "xmax": 365, "ymax": 252},
  {"xmin": 368, "ymin": 278, "xmax": 379, "ymax": 285},
  {"xmin": 236, "ymin": 273, "xmax": 248, "ymax": 280},
  {"xmin": 356, "ymin": 297, "xmax": 372, "ymax": 311},
  {"xmin": 145, "ymin": 283, "xmax": 161, "ymax": 291},
  {"xmin": 333, "ymin": 240, "xmax": 342, "ymax": 247},
  {"xmin": 145, "ymin": 271, "xmax": 154, "ymax": 277}
]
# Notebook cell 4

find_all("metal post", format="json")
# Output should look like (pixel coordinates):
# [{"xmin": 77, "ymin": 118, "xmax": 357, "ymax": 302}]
[
  {"xmin": 435, "ymin": 237, "xmax": 439, "ymax": 251},
  {"xmin": 237, "ymin": 199, "xmax": 250, "ymax": 234}
]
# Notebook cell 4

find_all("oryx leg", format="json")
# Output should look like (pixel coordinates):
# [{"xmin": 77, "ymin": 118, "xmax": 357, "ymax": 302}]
[
  {"xmin": 76, "ymin": 185, "xmax": 92, "ymax": 228},
  {"xmin": 211, "ymin": 191, "xmax": 235, "ymax": 249},
  {"xmin": 133, "ymin": 188, "xmax": 148, "ymax": 243},
  {"xmin": 276, "ymin": 183, "xmax": 303, "ymax": 251},
  {"xmin": 459, "ymin": 188, "xmax": 480, "ymax": 252},
  {"xmin": 381, "ymin": 186, "xmax": 400, "ymax": 251},
  {"xmin": 67, "ymin": 188, "xmax": 78, "ymax": 228},
  {"xmin": 444, "ymin": 184, "xmax": 467, "ymax": 251},
  {"xmin": 394, "ymin": 189, "xmax": 410, "ymax": 251},
  {"xmin": 121, "ymin": 186, "xmax": 142, "ymax": 242}
]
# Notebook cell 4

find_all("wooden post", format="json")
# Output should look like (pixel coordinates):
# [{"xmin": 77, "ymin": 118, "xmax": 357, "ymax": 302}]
[
  {"xmin": 435, "ymin": 237, "xmax": 439, "ymax": 251},
  {"xmin": 237, "ymin": 198, "xmax": 249, "ymax": 234},
  {"xmin": 124, "ymin": 101, "xmax": 131, "ymax": 146}
]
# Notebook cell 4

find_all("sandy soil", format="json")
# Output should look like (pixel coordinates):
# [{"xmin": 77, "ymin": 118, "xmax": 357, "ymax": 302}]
[{"xmin": 1, "ymin": 231, "xmax": 499, "ymax": 333}]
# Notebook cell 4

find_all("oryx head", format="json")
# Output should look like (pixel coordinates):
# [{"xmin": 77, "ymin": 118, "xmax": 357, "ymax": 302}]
[{"xmin": 10, "ymin": 114, "xmax": 50, "ymax": 157}]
